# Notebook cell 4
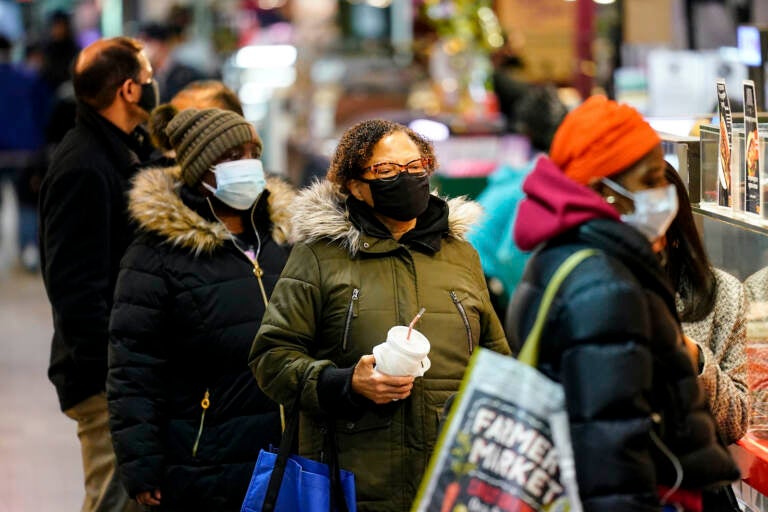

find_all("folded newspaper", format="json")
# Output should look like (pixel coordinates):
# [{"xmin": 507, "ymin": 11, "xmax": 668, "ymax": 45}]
[{"xmin": 413, "ymin": 348, "xmax": 582, "ymax": 512}]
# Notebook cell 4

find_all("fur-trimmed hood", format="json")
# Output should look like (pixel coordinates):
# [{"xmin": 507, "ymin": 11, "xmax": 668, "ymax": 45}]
[
  {"xmin": 128, "ymin": 166, "xmax": 295, "ymax": 253},
  {"xmin": 290, "ymin": 180, "xmax": 481, "ymax": 255}
]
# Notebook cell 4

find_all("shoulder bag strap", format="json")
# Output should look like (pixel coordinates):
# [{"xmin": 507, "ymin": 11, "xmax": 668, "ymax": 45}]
[
  {"xmin": 262, "ymin": 374, "xmax": 305, "ymax": 512},
  {"xmin": 324, "ymin": 419, "xmax": 350, "ymax": 512},
  {"xmin": 517, "ymin": 249, "xmax": 598, "ymax": 368},
  {"xmin": 262, "ymin": 367, "xmax": 351, "ymax": 512}
]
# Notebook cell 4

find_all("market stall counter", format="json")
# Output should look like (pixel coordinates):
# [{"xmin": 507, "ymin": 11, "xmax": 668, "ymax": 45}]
[
  {"xmin": 731, "ymin": 435, "xmax": 768, "ymax": 510},
  {"xmin": 667, "ymin": 125, "xmax": 768, "ymax": 511}
]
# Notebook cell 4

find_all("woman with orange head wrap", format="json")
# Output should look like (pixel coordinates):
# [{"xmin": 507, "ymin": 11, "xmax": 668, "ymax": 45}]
[{"xmin": 506, "ymin": 96, "xmax": 738, "ymax": 511}]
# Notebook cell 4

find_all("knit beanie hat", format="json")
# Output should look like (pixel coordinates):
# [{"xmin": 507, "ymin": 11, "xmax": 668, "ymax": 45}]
[
  {"xmin": 549, "ymin": 95, "xmax": 660, "ymax": 185},
  {"xmin": 164, "ymin": 108, "xmax": 260, "ymax": 187}
]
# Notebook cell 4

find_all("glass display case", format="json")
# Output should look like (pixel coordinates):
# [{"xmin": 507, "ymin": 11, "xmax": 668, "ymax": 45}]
[
  {"xmin": 685, "ymin": 125, "xmax": 768, "ymax": 511},
  {"xmin": 660, "ymin": 131, "xmax": 700, "ymax": 202},
  {"xmin": 698, "ymin": 123, "xmax": 768, "ymax": 222},
  {"xmin": 694, "ymin": 124, "xmax": 768, "ymax": 279}
]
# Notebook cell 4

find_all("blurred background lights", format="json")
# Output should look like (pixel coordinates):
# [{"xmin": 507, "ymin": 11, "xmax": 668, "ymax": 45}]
[
  {"xmin": 408, "ymin": 119, "xmax": 451, "ymax": 142},
  {"xmin": 257, "ymin": 0, "xmax": 288, "ymax": 8},
  {"xmin": 234, "ymin": 44, "xmax": 297, "ymax": 68}
]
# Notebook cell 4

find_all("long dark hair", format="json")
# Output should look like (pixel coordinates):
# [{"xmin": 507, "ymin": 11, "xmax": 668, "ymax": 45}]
[{"xmin": 664, "ymin": 162, "xmax": 716, "ymax": 322}]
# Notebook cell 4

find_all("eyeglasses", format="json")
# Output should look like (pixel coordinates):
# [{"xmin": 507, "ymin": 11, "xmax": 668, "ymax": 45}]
[{"xmin": 361, "ymin": 157, "xmax": 433, "ymax": 181}]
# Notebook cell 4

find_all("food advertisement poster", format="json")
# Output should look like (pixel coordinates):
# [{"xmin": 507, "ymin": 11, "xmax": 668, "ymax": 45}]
[
  {"xmin": 744, "ymin": 80, "xmax": 760, "ymax": 215},
  {"xmin": 716, "ymin": 79, "xmax": 733, "ymax": 206}
]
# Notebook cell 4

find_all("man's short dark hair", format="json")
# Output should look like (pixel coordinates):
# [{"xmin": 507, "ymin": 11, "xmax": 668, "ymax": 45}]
[{"xmin": 73, "ymin": 37, "xmax": 144, "ymax": 110}]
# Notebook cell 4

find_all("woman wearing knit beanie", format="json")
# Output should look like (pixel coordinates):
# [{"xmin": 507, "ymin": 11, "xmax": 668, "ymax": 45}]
[
  {"xmin": 506, "ymin": 96, "xmax": 738, "ymax": 512},
  {"xmin": 106, "ymin": 106, "xmax": 296, "ymax": 511}
]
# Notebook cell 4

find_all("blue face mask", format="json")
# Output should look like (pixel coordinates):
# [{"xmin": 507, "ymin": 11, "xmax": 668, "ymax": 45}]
[{"xmin": 203, "ymin": 159, "xmax": 266, "ymax": 210}]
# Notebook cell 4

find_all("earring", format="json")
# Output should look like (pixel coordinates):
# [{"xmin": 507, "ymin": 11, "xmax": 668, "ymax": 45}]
[{"xmin": 606, "ymin": 196, "xmax": 616, "ymax": 204}]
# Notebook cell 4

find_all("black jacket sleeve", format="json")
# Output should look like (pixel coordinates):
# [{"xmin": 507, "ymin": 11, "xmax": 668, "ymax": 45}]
[
  {"xmin": 317, "ymin": 366, "xmax": 371, "ymax": 418},
  {"xmin": 107, "ymin": 242, "xmax": 170, "ymax": 498},
  {"xmin": 41, "ymin": 167, "xmax": 114, "ymax": 384}
]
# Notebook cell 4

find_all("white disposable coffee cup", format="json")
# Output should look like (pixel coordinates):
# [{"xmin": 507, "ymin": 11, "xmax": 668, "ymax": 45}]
[{"xmin": 373, "ymin": 326, "xmax": 431, "ymax": 377}]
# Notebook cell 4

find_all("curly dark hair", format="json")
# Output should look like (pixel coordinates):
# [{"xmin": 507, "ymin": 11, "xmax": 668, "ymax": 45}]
[{"xmin": 327, "ymin": 119, "xmax": 438, "ymax": 192}]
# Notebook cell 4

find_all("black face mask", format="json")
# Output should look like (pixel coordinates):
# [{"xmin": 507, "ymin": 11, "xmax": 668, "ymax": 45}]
[
  {"xmin": 359, "ymin": 172, "xmax": 431, "ymax": 221},
  {"xmin": 137, "ymin": 78, "xmax": 159, "ymax": 114}
]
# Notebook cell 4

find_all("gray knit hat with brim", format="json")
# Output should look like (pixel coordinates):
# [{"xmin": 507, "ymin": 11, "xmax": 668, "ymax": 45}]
[{"xmin": 165, "ymin": 108, "xmax": 260, "ymax": 187}]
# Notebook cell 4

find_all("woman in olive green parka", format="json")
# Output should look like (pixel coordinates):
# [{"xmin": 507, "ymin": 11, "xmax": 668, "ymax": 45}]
[{"xmin": 249, "ymin": 120, "xmax": 510, "ymax": 512}]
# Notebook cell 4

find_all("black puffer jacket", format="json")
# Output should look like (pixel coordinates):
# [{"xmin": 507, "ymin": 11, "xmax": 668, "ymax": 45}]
[
  {"xmin": 40, "ymin": 102, "xmax": 154, "ymax": 411},
  {"xmin": 506, "ymin": 157, "xmax": 738, "ymax": 511},
  {"xmin": 107, "ymin": 166, "xmax": 295, "ymax": 511},
  {"xmin": 507, "ymin": 219, "xmax": 739, "ymax": 511}
]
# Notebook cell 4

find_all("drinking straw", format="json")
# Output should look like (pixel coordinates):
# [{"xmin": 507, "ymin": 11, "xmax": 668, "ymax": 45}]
[{"xmin": 407, "ymin": 307, "xmax": 426, "ymax": 341}]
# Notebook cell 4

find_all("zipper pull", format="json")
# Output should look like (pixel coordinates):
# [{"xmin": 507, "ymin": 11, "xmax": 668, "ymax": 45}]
[
  {"xmin": 341, "ymin": 288, "xmax": 360, "ymax": 353},
  {"xmin": 450, "ymin": 290, "xmax": 474, "ymax": 355},
  {"xmin": 252, "ymin": 261, "xmax": 269, "ymax": 306},
  {"xmin": 193, "ymin": 389, "xmax": 211, "ymax": 457}
]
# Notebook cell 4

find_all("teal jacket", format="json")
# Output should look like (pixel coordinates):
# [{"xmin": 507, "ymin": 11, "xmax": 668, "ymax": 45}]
[{"xmin": 467, "ymin": 161, "xmax": 533, "ymax": 303}]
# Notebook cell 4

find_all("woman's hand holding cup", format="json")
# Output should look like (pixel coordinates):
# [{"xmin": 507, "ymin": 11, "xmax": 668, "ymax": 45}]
[
  {"xmin": 373, "ymin": 326, "xmax": 431, "ymax": 377},
  {"xmin": 352, "ymin": 355, "xmax": 414, "ymax": 404}
]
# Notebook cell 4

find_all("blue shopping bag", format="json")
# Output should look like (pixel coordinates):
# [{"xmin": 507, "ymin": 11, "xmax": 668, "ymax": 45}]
[
  {"xmin": 241, "ymin": 449, "xmax": 357, "ymax": 512},
  {"xmin": 240, "ymin": 368, "xmax": 356, "ymax": 512}
]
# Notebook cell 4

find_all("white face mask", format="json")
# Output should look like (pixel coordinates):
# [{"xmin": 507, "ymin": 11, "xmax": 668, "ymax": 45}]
[
  {"xmin": 602, "ymin": 178, "xmax": 679, "ymax": 243},
  {"xmin": 203, "ymin": 159, "xmax": 266, "ymax": 210}
]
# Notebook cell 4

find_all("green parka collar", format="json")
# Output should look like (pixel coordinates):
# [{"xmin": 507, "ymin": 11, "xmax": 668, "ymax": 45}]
[{"xmin": 290, "ymin": 180, "xmax": 482, "ymax": 256}]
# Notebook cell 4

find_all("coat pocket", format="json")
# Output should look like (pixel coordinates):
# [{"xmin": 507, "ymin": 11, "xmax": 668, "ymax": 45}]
[{"xmin": 336, "ymin": 410, "xmax": 392, "ymax": 434}]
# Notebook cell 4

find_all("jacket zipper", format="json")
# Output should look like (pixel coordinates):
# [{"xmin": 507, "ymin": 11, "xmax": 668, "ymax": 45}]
[
  {"xmin": 235, "ymin": 244, "xmax": 268, "ymax": 306},
  {"xmin": 251, "ymin": 260, "xmax": 268, "ymax": 306},
  {"xmin": 341, "ymin": 288, "xmax": 360, "ymax": 353},
  {"xmin": 207, "ymin": 198, "xmax": 269, "ymax": 306},
  {"xmin": 192, "ymin": 389, "xmax": 211, "ymax": 457},
  {"xmin": 248, "ymin": 208, "xmax": 269, "ymax": 306},
  {"xmin": 450, "ymin": 291, "xmax": 474, "ymax": 354}
]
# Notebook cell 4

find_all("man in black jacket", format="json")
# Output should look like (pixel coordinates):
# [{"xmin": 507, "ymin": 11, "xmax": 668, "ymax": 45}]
[{"xmin": 39, "ymin": 37, "xmax": 157, "ymax": 512}]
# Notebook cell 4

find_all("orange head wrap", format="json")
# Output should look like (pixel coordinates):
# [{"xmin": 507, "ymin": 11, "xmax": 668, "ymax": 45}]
[{"xmin": 549, "ymin": 95, "xmax": 661, "ymax": 185}]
